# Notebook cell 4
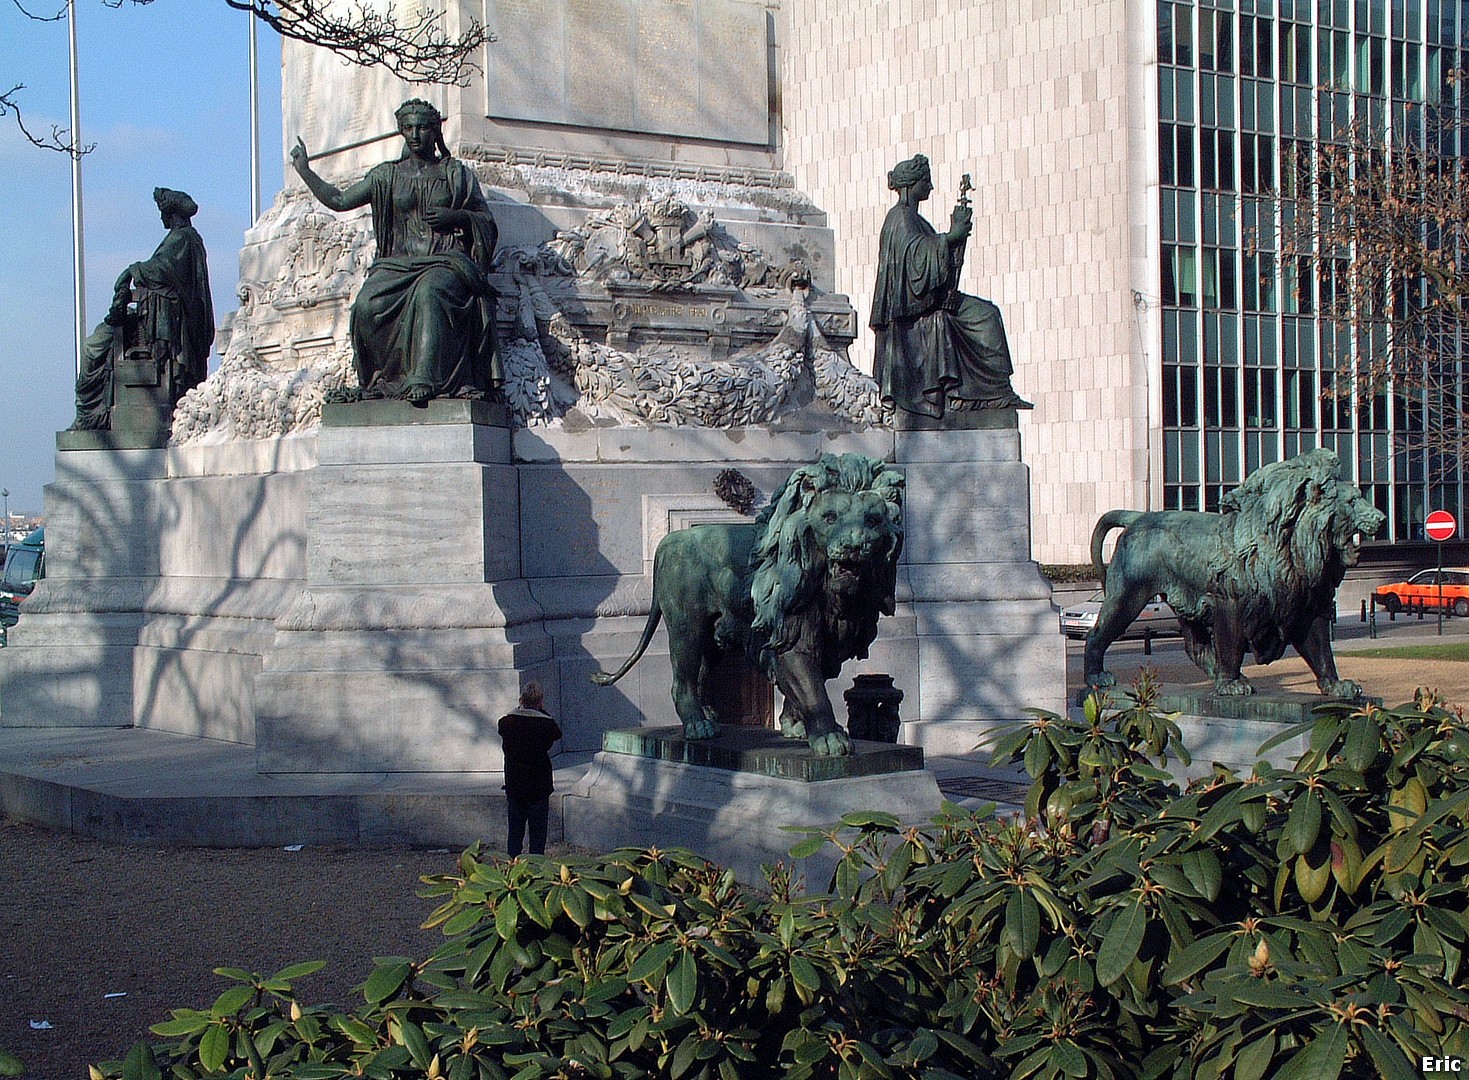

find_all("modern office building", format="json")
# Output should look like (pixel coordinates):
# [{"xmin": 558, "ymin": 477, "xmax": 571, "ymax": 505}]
[{"xmin": 781, "ymin": 0, "xmax": 1461, "ymax": 562}]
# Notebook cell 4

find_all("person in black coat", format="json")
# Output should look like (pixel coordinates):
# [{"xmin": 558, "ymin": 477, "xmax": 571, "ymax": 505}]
[{"xmin": 498, "ymin": 681, "xmax": 562, "ymax": 856}]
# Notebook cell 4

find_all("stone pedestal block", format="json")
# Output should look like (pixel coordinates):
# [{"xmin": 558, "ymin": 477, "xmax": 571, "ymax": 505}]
[
  {"xmin": 0, "ymin": 440, "xmax": 309, "ymax": 736},
  {"xmin": 877, "ymin": 428, "xmax": 1066, "ymax": 754},
  {"xmin": 252, "ymin": 402, "xmax": 551, "ymax": 773},
  {"xmin": 563, "ymin": 726, "xmax": 942, "ymax": 888},
  {"xmin": 1153, "ymin": 689, "xmax": 1382, "ymax": 782}
]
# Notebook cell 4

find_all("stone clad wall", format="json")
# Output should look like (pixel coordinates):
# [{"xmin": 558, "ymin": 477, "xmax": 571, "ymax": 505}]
[
  {"xmin": 779, "ymin": 0, "xmax": 1156, "ymax": 563},
  {"xmin": 0, "ymin": 438, "xmax": 314, "ymax": 742},
  {"xmin": 1, "ymin": 419, "xmax": 1064, "ymax": 770}
]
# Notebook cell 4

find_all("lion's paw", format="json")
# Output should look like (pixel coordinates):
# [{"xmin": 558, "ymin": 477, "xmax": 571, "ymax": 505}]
[
  {"xmin": 1215, "ymin": 678, "xmax": 1254, "ymax": 696},
  {"xmin": 682, "ymin": 709, "xmax": 720, "ymax": 741},
  {"xmin": 1320, "ymin": 678, "xmax": 1365, "ymax": 701},
  {"xmin": 1085, "ymin": 671, "xmax": 1118, "ymax": 690},
  {"xmin": 808, "ymin": 729, "xmax": 853, "ymax": 757},
  {"xmin": 779, "ymin": 711, "xmax": 807, "ymax": 740}
]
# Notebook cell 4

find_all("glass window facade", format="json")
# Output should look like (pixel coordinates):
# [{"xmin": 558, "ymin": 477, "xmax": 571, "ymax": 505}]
[{"xmin": 1156, "ymin": 0, "xmax": 1464, "ymax": 538}]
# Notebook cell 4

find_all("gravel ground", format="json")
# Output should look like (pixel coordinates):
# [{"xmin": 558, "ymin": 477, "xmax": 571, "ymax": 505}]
[{"xmin": 0, "ymin": 827, "xmax": 581, "ymax": 1079}]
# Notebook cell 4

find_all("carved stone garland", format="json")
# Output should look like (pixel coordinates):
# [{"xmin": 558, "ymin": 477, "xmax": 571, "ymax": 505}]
[{"xmin": 172, "ymin": 193, "xmax": 886, "ymax": 443}]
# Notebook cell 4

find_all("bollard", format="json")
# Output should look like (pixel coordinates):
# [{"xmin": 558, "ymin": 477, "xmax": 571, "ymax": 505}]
[
  {"xmin": 1143, "ymin": 628, "xmax": 1153, "ymax": 655},
  {"xmin": 1360, "ymin": 598, "xmax": 1366, "ymax": 622},
  {"xmin": 844, "ymin": 673, "xmax": 903, "ymax": 743}
]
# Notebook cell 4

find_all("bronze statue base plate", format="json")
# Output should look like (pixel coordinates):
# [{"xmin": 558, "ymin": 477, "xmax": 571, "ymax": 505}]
[
  {"xmin": 892, "ymin": 407, "xmax": 1020, "ymax": 431},
  {"xmin": 601, "ymin": 725, "xmax": 924, "ymax": 783},
  {"xmin": 321, "ymin": 398, "xmax": 508, "ymax": 428},
  {"xmin": 1155, "ymin": 689, "xmax": 1383, "ymax": 723},
  {"xmin": 57, "ymin": 428, "xmax": 170, "ymax": 451}
]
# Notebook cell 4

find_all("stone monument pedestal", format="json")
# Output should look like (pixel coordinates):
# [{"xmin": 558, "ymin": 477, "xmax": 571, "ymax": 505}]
[
  {"xmin": 252, "ymin": 400, "xmax": 551, "ymax": 773},
  {"xmin": 562, "ymin": 725, "xmax": 941, "ymax": 888},
  {"xmin": 1153, "ymin": 689, "xmax": 1382, "ymax": 780},
  {"xmin": 885, "ymin": 427, "xmax": 1062, "ymax": 753}
]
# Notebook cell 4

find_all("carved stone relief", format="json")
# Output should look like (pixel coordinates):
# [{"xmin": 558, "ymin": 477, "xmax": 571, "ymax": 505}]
[{"xmin": 174, "ymin": 181, "xmax": 887, "ymax": 444}]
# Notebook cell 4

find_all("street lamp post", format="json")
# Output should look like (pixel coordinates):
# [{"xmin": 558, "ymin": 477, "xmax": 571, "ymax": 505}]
[{"xmin": 1, "ymin": 488, "xmax": 9, "ymax": 564}]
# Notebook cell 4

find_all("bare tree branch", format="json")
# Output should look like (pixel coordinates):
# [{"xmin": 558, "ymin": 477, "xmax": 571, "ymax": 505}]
[
  {"xmin": 222, "ymin": 0, "xmax": 492, "ymax": 85},
  {"xmin": 5, "ymin": 0, "xmax": 494, "ymax": 153},
  {"xmin": 1276, "ymin": 104, "xmax": 1469, "ymax": 464},
  {"xmin": 0, "ymin": 83, "xmax": 91, "ymax": 155},
  {"xmin": 9, "ymin": 0, "xmax": 66, "ymax": 20}
]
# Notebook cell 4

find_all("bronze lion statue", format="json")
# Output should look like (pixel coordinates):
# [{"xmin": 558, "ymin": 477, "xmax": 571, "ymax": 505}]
[
  {"xmin": 1084, "ymin": 448, "xmax": 1384, "ymax": 699},
  {"xmin": 593, "ymin": 453, "xmax": 904, "ymax": 756}
]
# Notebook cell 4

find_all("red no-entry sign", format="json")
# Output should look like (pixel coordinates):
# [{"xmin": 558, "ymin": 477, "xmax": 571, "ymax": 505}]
[{"xmin": 1426, "ymin": 509, "xmax": 1457, "ymax": 542}]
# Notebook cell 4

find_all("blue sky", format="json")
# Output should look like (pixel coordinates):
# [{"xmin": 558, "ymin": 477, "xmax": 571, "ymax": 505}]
[{"xmin": 0, "ymin": 1, "xmax": 284, "ymax": 514}]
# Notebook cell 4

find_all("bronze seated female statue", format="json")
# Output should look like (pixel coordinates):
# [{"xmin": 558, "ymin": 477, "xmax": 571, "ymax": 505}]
[{"xmin": 290, "ymin": 99, "xmax": 500, "ymax": 404}]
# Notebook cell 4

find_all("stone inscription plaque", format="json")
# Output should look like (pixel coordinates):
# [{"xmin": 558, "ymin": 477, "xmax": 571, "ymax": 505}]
[{"xmin": 484, "ymin": 0, "xmax": 770, "ymax": 145}]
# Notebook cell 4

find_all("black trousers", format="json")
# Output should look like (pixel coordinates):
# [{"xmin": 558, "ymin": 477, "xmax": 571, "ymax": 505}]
[{"xmin": 506, "ymin": 793, "xmax": 550, "ymax": 856}]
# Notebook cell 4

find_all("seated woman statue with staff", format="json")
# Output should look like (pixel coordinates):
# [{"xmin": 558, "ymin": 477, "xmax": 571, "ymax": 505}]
[
  {"xmin": 290, "ymin": 99, "xmax": 500, "ymax": 404},
  {"xmin": 872, "ymin": 154, "xmax": 1031, "ymax": 426}
]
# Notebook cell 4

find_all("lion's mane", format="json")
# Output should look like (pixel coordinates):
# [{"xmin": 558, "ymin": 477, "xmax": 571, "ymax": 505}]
[
  {"xmin": 1211, "ymin": 448, "xmax": 1378, "ymax": 662},
  {"xmin": 745, "ymin": 453, "xmax": 904, "ymax": 676}
]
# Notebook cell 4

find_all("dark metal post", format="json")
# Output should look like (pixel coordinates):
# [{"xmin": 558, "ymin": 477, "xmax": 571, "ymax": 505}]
[{"xmin": 844, "ymin": 674, "xmax": 904, "ymax": 743}]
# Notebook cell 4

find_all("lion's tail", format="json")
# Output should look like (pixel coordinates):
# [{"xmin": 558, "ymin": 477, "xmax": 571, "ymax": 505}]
[
  {"xmin": 590, "ymin": 602, "xmax": 663, "ymax": 686},
  {"xmin": 1090, "ymin": 510, "xmax": 1147, "ymax": 584}
]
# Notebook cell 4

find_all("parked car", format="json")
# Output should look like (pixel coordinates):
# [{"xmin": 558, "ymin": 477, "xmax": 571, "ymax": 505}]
[
  {"xmin": 1374, "ymin": 567, "xmax": 1469, "ymax": 617},
  {"xmin": 0, "ymin": 526, "xmax": 44, "ymax": 645},
  {"xmin": 1058, "ymin": 590, "xmax": 1179, "ymax": 640}
]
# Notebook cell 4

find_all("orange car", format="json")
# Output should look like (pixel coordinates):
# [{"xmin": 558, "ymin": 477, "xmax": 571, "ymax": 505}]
[{"xmin": 1374, "ymin": 568, "xmax": 1469, "ymax": 617}]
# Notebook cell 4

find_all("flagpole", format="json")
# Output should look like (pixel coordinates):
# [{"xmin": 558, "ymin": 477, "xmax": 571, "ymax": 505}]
[
  {"xmin": 249, "ymin": 10, "xmax": 260, "ymax": 222},
  {"xmin": 68, "ymin": 0, "xmax": 85, "ymax": 376}
]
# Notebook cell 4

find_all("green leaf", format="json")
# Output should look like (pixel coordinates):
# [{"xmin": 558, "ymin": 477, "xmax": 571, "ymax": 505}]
[
  {"xmin": 0, "ymin": 1050, "xmax": 20, "ymax": 1078},
  {"xmin": 363, "ymin": 960, "xmax": 412, "ymax": 1004},
  {"xmin": 150, "ymin": 1012, "xmax": 211, "ymax": 1038},
  {"xmin": 1234, "ymin": 1030, "xmax": 1275, "ymax": 1080},
  {"xmin": 198, "ymin": 1023, "xmax": 230, "ymax": 1074},
  {"xmin": 1180, "ymin": 849, "xmax": 1223, "ymax": 902},
  {"xmin": 1258, "ymin": 719, "xmax": 1316, "ymax": 755},
  {"xmin": 1005, "ymin": 888, "xmax": 1041, "ymax": 960},
  {"xmin": 1096, "ymin": 898, "xmax": 1146, "ymax": 987},
  {"xmin": 1358, "ymin": 1024, "xmax": 1420, "ymax": 1080},
  {"xmin": 270, "ymin": 960, "xmax": 328, "ymax": 982},
  {"xmin": 787, "ymin": 835, "xmax": 827, "ymax": 860},
  {"xmin": 986, "ymin": 724, "xmax": 1033, "ymax": 764},
  {"xmin": 1052, "ymin": 1039, "xmax": 1087, "ymax": 1078},
  {"xmin": 440, "ymin": 906, "xmax": 484, "ymax": 936},
  {"xmin": 1287, "ymin": 789, "xmax": 1322, "ymax": 857},
  {"xmin": 561, "ymin": 886, "xmax": 592, "ymax": 928},
  {"xmin": 210, "ymin": 985, "xmax": 254, "ymax": 1017},
  {"xmin": 670, "ymin": 1032, "xmax": 700, "ymax": 1079},
  {"xmin": 1196, "ymin": 788, "xmax": 1244, "ymax": 842},
  {"xmin": 495, "ymin": 895, "xmax": 520, "ymax": 940},
  {"xmin": 1163, "ymin": 932, "xmax": 1233, "ymax": 985},
  {"xmin": 1229, "ymin": 982, "xmax": 1310, "ymax": 1009},
  {"xmin": 666, "ymin": 949, "xmax": 698, "ymax": 1015},
  {"xmin": 121, "ymin": 1041, "xmax": 161, "ymax": 1080},
  {"xmin": 840, "ymin": 810, "xmax": 900, "ymax": 829},
  {"xmin": 789, "ymin": 954, "xmax": 821, "ymax": 993},
  {"xmin": 398, "ymin": 1018, "xmax": 432, "ymax": 1067},
  {"xmin": 1024, "ymin": 733, "xmax": 1053, "ymax": 778},
  {"xmin": 1374, "ymin": 907, "xmax": 1413, "ymax": 947},
  {"xmin": 1343, "ymin": 714, "xmax": 1380, "ymax": 771},
  {"xmin": 627, "ymin": 941, "xmax": 676, "ymax": 984},
  {"xmin": 1273, "ymin": 1023, "xmax": 1347, "ymax": 1080}
]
